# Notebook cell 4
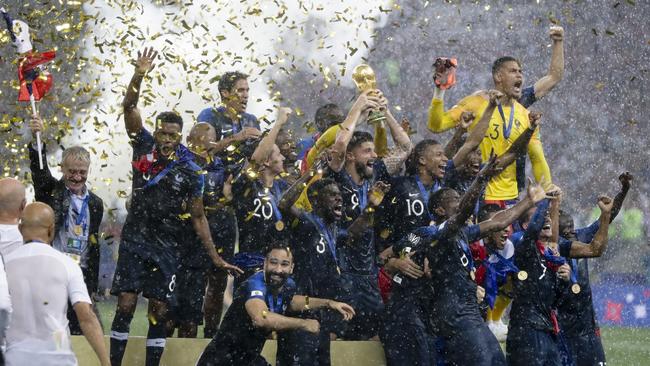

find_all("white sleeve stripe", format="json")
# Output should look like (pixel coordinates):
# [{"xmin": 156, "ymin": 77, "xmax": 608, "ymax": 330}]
[{"xmin": 111, "ymin": 331, "xmax": 129, "ymax": 340}]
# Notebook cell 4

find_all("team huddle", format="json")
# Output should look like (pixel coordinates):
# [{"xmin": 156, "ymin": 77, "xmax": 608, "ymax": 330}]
[{"xmin": 1, "ymin": 25, "xmax": 634, "ymax": 366}]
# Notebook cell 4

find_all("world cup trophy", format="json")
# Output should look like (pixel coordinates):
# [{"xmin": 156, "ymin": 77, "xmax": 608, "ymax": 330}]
[{"xmin": 351, "ymin": 64, "xmax": 386, "ymax": 126}]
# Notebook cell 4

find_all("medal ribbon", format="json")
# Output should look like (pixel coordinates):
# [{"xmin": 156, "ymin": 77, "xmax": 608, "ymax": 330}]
[
  {"xmin": 308, "ymin": 213, "xmax": 338, "ymax": 267},
  {"xmin": 267, "ymin": 292, "xmax": 284, "ymax": 313},
  {"xmin": 497, "ymin": 102, "xmax": 515, "ymax": 140},
  {"xmin": 342, "ymin": 172, "xmax": 369, "ymax": 211},
  {"xmin": 143, "ymin": 145, "xmax": 194, "ymax": 189},
  {"xmin": 65, "ymin": 194, "xmax": 90, "ymax": 235},
  {"xmin": 543, "ymin": 248, "xmax": 578, "ymax": 285},
  {"xmin": 415, "ymin": 175, "xmax": 439, "ymax": 220},
  {"xmin": 267, "ymin": 182, "xmax": 284, "ymax": 223}
]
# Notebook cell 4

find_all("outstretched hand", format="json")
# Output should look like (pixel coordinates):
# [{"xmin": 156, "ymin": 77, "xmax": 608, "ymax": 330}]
[
  {"xmin": 329, "ymin": 301, "xmax": 356, "ymax": 321},
  {"xmin": 478, "ymin": 151, "xmax": 503, "ymax": 180},
  {"xmin": 526, "ymin": 177, "xmax": 558, "ymax": 203},
  {"xmin": 134, "ymin": 47, "xmax": 158, "ymax": 75}
]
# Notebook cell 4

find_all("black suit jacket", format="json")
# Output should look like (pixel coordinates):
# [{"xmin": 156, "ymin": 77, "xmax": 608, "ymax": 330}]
[{"xmin": 28, "ymin": 145, "xmax": 104, "ymax": 294}]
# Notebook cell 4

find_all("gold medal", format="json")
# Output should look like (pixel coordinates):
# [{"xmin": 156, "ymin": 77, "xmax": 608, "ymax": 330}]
[
  {"xmin": 517, "ymin": 271, "xmax": 528, "ymax": 281},
  {"xmin": 73, "ymin": 225, "xmax": 83, "ymax": 236},
  {"xmin": 275, "ymin": 220, "xmax": 285, "ymax": 231},
  {"xmin": 571, "ymin": 283, "xmax": 581, "ymax": 294},
  {"xmin": 380, "ymin": 229, "xmax": 390, "ymax": 239}
]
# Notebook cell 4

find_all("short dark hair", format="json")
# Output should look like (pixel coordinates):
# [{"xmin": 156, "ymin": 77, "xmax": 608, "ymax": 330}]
[
  {"xmin": 428, "ymin": 187, "xmax": 456, "ymax": 221},
  {"xmin": 478, "ymin": 204, "xmax": 504, "ymax": 223},
  {"xmin": 347, "ymin": 131, "xmax": 374, "ymax": 152},
  {"xmin": 405, "ymin": 139, "xmax": 441, "ymax": 175},
  {"xmin": 307, "ymin": 178, "xmax": 338, "ymax": 204},
  {"xmin": 265, "ymin": 239, "xmax": 293, "ymax": 258},
  {"xmin": 155, "ymin": 111, "xmax": 183, "ymax": 129},
  {"xmin": 558, "ymin": 209, "xmax": 574, "ymax": 233},
  {"xmin": 218, "ymin": 71, "xmax": 248, "ymax": 96},
  {"xmin": 491, "ymin": 56, "xmax": 521, "ymax": 77},
  {"xmin": 315, "ymin": 103, "xmax": 343, "ymax": 132}
]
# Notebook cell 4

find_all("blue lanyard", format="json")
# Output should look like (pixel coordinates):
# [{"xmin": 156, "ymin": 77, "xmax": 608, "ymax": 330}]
[
  {"xmin": 415, "ymin": 175, "xmax": 439, "ymax": 219},
  {"xmin": 571, "ymin": 258, "xmax": 580, "ymax": 283},
  {"xmin": 343, "ymin": 172, "xmax": 369, "ymax": 211},
  {"xmin": 497, "ymin": 102, "xmax": 515, "ymax": 140},
  {"xmin": 266, "ymin": 183, "xmax": 284, "ymax": 222},
  {"xmin": 65, "ymin": 194, "xmax": 90, "ymax": 232},
  {"xmin": 308, "ymin": 213, "xmax": 338, "ymax": 265},
  {"xmin": 144, "ymin": 159, "xmax": 179, "ymax": 189},
  {"xmin": 267, "ymin": 292, "xmax": 284, "ymax": 313}
]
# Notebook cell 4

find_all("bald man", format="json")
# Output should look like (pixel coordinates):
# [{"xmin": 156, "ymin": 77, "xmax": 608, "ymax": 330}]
[
  {"xmin": 0, "ymin": 178, "xmax": 26, "ymax": 256},
  {"xmin": 167, "ymin": 122, "xmax": 236, "ymax": 338},
  {"xmin": 3, "ymin": 202, "xmax": 109, "ymax": 366}
]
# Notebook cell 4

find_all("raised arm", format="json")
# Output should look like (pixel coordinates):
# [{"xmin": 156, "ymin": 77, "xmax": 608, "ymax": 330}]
[
  {"xmin": 123, "ymin": 47, "xmax": 157, "ymax": 137},
  {"xmin": 279, "ymin": 159, "xmax": 326, "ymax": 218},
  {"xmin": 567, "ymin": 196, "xmax": 613, "ymax": 258},
  {"xmin": 550, "ymin": 184, "xmax": 562, "ymax": 243},
  {"xmin": 446, "ymin": 156, "xmax": 500, "ymax": 232},
  {"xmin": 496, "ymin": 111, "xmax": 541, "ymax": 169},
  {"xmin": 532, "ymin": 26, "xmax": 564, "ymax": 100},
  {"xmin": 328, "ymin": 90, "xmax": 380, "ymax": 172},
  {"xmin": 453, "ymin": 90, "xmax": 502, "ymax": 167},
  {"xmin": 527, "ymin": 123, "xmax": 552, "ymax": 189},
  {"xmin": 610, "ymin": 172, "xmax": 632, "ymax": 222},
  {"xmin": 478, "ymin": 178, "xmax": 554, "ymax": 234},
  {"xmin": 27, "ymin": 114, "xmax": 57, "ymax": 197},
  {"xmin": 250, "ymin": 107, "xmax": 291, "ymax": 164}
]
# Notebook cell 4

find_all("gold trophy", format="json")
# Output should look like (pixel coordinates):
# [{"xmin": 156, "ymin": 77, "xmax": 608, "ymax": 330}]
[{"xmin": 352, "ymin": 64, "xmax": 386, "ymax": 126}]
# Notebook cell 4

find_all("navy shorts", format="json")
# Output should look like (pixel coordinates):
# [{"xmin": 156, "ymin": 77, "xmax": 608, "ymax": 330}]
[
  {"xmin": 111, "ymin": 241, "xmax": 177, "ymax": 304},
  {"xmin": 506, "ymin": 326, "xmax": 561, "ymax": 366},
  {"xmin": 564, "ymin": 330, "xmax": 606, "ymax": 366},
  {"xmin": 276, "ymin": 309, "xmax": 333, "ymax": 366},
  {"xmin": 169, "ymin": 266, "xmax": 207, "ymax": 324},
  {"xmin": 340, "ymin": 273, "xmax": 383, "ymax": 340},
  {"xmin": 380, "ymin": 291, "xmax": 436, "ymax": 366}
]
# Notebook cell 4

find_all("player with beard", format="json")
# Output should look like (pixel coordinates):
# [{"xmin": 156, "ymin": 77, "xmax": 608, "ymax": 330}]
[
  {"xmin": 506, "ymin": 192, "xmax": 613, "ymax": 366},
  {"xmin": 196, "ymin": 242, "xmax": 355, "ymax": 366},
  {"xmin": 427, "ymin": 56, "xmax": 552, "ymax": 205},
  {"xmin": 322, "ymin": 89, "xmax": 411, "ymax": 340},
  {"xmin": 276, "ymin": 176, "xmax": 389, "ymax": 366},
  {"xmin": 230, "ymin": 107, "xmax": 292, "ymax": 287},
  {"xmin": 109, "ymin": 48, "xmax": 240, "ymax": 366},
  {"xmin": 554, "ymin": 173, "xmax": 631, "ymax": 366}
]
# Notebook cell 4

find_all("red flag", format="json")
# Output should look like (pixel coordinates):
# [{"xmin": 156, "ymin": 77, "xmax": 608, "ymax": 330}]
[
  {"xmin": 604, "ymin": 300, "xmax": 623, "ymax": 323},
  {"xmin": 18, "ymin": 50, "xmax": 56, "ymax": 101}
]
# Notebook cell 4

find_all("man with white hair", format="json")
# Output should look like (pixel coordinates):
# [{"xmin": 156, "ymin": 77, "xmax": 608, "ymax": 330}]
[{"xmin": 28, "ymin": 114, "xmax": 104, "ymax": 335}]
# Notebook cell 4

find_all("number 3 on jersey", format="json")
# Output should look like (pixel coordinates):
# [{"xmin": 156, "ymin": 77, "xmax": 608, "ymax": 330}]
[
  {"xmin": 253, "ymin": 198, "xmax": 273, "ymax": 220},
  {"xmin": 316, "ymin": 236, "xmax": 326, "ymax": 254},
  {"xmin": 406, "ymin": 198, "xmax": 425, "ymax": 216}
]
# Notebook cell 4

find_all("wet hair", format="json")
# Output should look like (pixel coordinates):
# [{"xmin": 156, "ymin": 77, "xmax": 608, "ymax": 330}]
[
  {"xmin": 265, "ymin": 239, "xmax": 293, "ymax": 258},
  {"xmin": 218, "ymin": 71, "xmax": 248, "ymax": 96},
  {"xmin": 405, "ymin": 139, "xmax": 441, "ymax": 175},
  {"xmin": 428, "ymin": 187, "xmax": 456, "ymax": 222},
  {"xmin": 155, "ymin": 111, "xmax": 183, "ymax": 129},
  {"xmin": 478, "ymin": 204, "xmax": 503, "ymax": 223},
  {"xmin": 492, "ymin": 56, "xmax": 521, "ymax": 77},
  {"xmin": 347, "ymin": 131, "xmax": 374, "ymax": 153},
  {"xmin": 61, "ymin": 146, "xmax": 91, "ymax": 165},
  {"xmin": 315, "ymin": 103, "xmax": 343, "ymax": 132},
  {"xmin": 307, "ymin": 178, "xmax": 338, "ymax": 204}
]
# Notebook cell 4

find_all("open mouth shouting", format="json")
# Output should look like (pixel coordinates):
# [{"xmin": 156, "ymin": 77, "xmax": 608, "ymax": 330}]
[{"xmin": 332, "ymin": 203, "xmax": 343, "ymax": 220}]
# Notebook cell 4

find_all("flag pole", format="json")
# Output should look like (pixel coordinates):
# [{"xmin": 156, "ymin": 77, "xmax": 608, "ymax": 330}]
[{"xmin": 29, "ymin": 93, "xmax": 43, "ymax": 169}]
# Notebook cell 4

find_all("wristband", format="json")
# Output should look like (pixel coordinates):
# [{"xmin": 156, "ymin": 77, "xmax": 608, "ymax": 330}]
[{"xmin": 304, "ymin": 296, "xmax": 310, "ymax": 310}]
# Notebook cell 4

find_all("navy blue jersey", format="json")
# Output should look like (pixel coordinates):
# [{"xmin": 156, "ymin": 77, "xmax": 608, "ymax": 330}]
[
  {"xmin": 232, "ymin": 175, "xmax": 289, "ymax": 255},
  {"xmin": 374, "ymin": 160, "xmax": 455, "ymax": 250},
  {"xmin": 122, "ymin": 129, "xmax": 204, "ymax": 257},
  {"xmin": 425, "ymin": 222, "xmax": 484, "ymax": 335},
  {"xmin": 290, "ymin": 212, "xmax": 345, "ymax": 299},
  {"xmin": 510, "ymin": 200, "xmax": 561, "ymax": 333},
  {"xmin": 557, "ymin": 221, "xmax": 601, "ymax": 336},
  {"xmin": 197, "ymin": 106, "xmax": 259, "ymax": 141},
  {"xmin": 209, "ymin": 271, "xmax": 296, "ymax": 363},
  {"xmin": 326, "ymin": 160, "xmax": 390, "ymax": 275}
]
